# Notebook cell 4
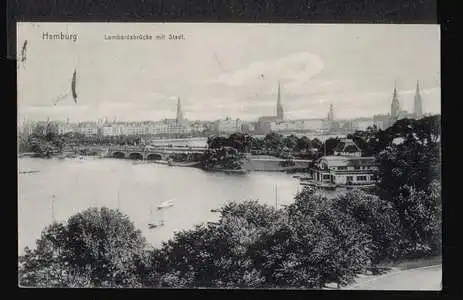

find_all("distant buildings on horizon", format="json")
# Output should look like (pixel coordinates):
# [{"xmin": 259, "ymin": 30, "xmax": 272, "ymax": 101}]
[{"xmin": 18, "ymin": 80, "xmax": 432, "ymax": 138}]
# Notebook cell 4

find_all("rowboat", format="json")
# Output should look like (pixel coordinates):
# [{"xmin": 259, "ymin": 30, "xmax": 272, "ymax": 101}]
[{"xmin": 157, "ymin": 199, "xmax": 174, "ymax": 210}]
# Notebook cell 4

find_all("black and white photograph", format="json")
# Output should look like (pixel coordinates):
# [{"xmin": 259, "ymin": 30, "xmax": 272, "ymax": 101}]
[{"xmin": 17, "ymin": 22, "xmax": 441, "ymax": 289}]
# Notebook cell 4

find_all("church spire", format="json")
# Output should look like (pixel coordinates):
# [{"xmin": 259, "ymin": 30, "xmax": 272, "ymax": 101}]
[
  {"xmin": 391, "ymin": 82, "xmax": 400, "ymax": 119},
  {"xmin": 276, "ymin": 81, "xmax": 284, "ymax": 119},
  {"xmin": 414, "ymin": 80, "xmax": 423, "ymax": 119},
  {"xmin": 327, "ymin": 104, "xmax": 334, "ymax": 121},
  {"xmin": 176, "ymin": 97, "xmax": 184, "ymax": 124}
]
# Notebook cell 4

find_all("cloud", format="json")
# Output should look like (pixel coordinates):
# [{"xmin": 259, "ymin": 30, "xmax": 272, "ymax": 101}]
[{"xmin": 210, "ymin": 52, "xmax": 325, "ymax": 87}]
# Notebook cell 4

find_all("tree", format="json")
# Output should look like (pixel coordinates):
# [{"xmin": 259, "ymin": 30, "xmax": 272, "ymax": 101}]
[
  {"xmin": 153, "ymin": 201, "xmax": 278, "ymax": 288},
  {"xmin": 324, "ymin": 137, "xmax": 341, "ymax": 155},
  {"xmin": 281, "ymin": 190, "xmax": 373, "ymax": 288},
  {"xmin": 263, "ymin": 132, "xmax": 283, "ymax": 151},
  {"xmin": 295, "ymin": 136, "xmax": 311, "ymax": 152},
  {"xmin": 283, "ymin": 135, "xmax": 298, "ymax": 150},
  {"xmin": 373, "ymin": 115, "xmax": 441, "ymax": 259},
  {"xmin": 390, "ymin": 181, "xmax": 441, "ymax": 258},
  {"xmin": 311, "ymin": 138, "xmax": 323, "ymax": 153},
  {"xmin": 19, "ymin": 208, "xmax": 147, "ymax": 288},
  {"xmin": 201, "ymin": 147, "xmax": 244, "ymax": 170},
  {"xmin": 228, "ymin": 132, "xmax": 253, "ymax": 153},
  {"xmin": 333, "ymin": 190, "xmax": 402, "ymax": 265}
]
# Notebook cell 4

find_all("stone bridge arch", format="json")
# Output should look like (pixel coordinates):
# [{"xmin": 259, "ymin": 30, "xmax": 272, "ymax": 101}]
[
  {"xmin": 112, "ymin": 151, "xmax": 126, "ymax": 159},
  {"xmin": 128, "ymin": 152, "xmax": 144, "ymax": 160},
  {"xmin": 146, "ymin": 153, "xmax": 163, "ymax": 160}
]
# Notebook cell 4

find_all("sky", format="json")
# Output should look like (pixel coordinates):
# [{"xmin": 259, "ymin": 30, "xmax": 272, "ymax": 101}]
[{"xmin": 17, "ymin": 23, "xmax": 441, "ymax": 122}]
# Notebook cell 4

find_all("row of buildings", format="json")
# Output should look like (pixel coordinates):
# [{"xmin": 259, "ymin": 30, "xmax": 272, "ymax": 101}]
[
  {"xmin": 18, "ymin": 80, "xmax": 428, "ymax": 138},
  {"xmin": 254, "ymin": 80, "xmax": 426, "ymax": 135}
]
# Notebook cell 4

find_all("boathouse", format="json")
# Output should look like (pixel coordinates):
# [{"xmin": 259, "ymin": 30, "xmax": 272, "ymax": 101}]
[{"xmin": 310, "ymin": 155, "xmax": 378, "ymax": 186}]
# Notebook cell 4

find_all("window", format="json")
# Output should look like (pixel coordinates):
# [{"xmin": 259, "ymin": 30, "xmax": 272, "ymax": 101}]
[
  {"xmin": 338, "ymin": 166, "xmax": 347, "ymax": 170},
  {"xmin": 354, "ymin": 166, "xmax": 361, "ymax": 170},
  {"xmin": 347, "ymin": 176, "xmax": 353, "ymax": 181},
  {"xmin": 357, "ymin": 176, "xmax": 367, "ymax": 181},
  {"xmin": 323, "ymin": 174, "xmax": 331, "ymax": 180}
]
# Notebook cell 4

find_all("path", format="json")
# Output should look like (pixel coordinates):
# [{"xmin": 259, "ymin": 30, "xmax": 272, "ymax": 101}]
[{"xmin": 347, "ymin": 264, "xmax": 442, "ymax": 290}]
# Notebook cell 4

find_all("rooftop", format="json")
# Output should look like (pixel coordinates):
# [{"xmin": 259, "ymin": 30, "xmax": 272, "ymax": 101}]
[
  {"xmin": 317, "ymin": 155, "xmax": 376, "ymax": 168},
  {"xmin": 258, "ymin": 116, "xmax": 281, "ymax": 122},
  {"xmin": 333, "ymin": 138, "xmax": 361, "ymax": 154}
]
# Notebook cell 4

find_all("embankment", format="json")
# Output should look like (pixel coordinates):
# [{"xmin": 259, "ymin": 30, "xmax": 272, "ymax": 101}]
[{"xmin": 242, "ymin": 156, "xmax": 311, "ymax": 172}]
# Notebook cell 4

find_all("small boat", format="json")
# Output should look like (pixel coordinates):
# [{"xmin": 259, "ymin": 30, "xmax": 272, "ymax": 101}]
[
  {"xmin": 148, "ymin": 203, "xmax": 165, "ymax": 229},
  {"xmin": 157, "ymin": 199, "xmax": 174, "ymax": 210},
  {"xmin": 148, "ymin": 220, "xmax": 164, "ymax": 229}
]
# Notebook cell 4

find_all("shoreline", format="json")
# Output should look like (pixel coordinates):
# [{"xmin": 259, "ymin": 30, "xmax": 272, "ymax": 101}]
[{"xmin": 18, "ymin": 155, "xmax": 311, "ymax": 174}]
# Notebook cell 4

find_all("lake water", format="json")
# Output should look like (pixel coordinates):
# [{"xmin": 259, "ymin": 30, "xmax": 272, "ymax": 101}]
[{"xmin": 18, "ymin": 157, "xmax": 306, "ymax": 254}]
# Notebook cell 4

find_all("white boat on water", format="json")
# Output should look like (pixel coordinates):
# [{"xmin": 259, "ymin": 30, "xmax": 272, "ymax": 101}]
[
  {"xmin": 157, "ymin": 199, "xmax": 174, "ymax": 210},
  {"xmin": 148, "ymin": 203, "xmax": 165, "ymax": 229}
]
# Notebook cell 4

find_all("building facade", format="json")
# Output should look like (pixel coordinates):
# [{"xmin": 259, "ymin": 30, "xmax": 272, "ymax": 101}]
[
  {"xmin": 215, "ymin": 117, "xmax": 241, "ymax": 134},
  {"xmin": 310, "ymin": 155, "xmax": 378, "ymax": 186}
]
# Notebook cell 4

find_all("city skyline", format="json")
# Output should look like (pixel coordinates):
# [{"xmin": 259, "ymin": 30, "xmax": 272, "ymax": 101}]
[{"xmin": 17, "ymin": 23, "xmax": 440, "ymax": 122}]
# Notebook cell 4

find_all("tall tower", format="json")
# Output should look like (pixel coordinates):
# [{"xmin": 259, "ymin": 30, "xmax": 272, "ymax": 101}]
[
  {"xmin": 327, "ymin": 104, "xmax": 334, "ymax": 121},
  {"xmin": 413, "ymin": 80, "xmax": 423, "ymax": 119},
  {"xmin": 176, "ymin": 97, "xmax": 184, "ymax": 124},
  {"xmin": 390, "ymin": 84, "xmax": 401, "ymax": 119},
  {"xmin": 276, "ymin": 81, "xmax": 284, "ymax": 119}
]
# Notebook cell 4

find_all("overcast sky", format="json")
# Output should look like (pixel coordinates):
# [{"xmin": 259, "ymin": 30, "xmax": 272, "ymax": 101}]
[{"xmin": 17, "ymin": 23, "xmax": 440, "ymax": 122}]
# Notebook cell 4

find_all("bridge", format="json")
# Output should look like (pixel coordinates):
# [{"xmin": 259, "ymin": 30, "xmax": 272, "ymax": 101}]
[{"xmin": 106, "ymin": 145, "xmax": 208, "ymax": 160}]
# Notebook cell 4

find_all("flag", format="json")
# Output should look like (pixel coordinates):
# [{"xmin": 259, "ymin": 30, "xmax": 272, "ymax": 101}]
[{"xmin": 71, "ymin": 69, "xmax": 77, "ymax": 103}]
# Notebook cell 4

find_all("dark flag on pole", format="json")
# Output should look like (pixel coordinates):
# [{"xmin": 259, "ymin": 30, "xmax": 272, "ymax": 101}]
[
  {"xmin": 51, "ymin": 68, "xmax": 78, "ymax": 105},
  {"xmin": 71, "ymin": 69, "xmax": 77, "ymax": 104},
  {"xmin": 21, "ymin": 40, "xmax": 28, "ymax": 64}
]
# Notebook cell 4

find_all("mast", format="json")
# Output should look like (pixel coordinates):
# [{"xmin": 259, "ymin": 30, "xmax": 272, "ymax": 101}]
[
  {"xmin": 117, "ymin": 189, "xmax": 120, "ymax": 210},
  {"xmin": 51, "ymin": 194, "xmax": 56, "ymax": 223},
  {"xmin": 275, "ymin": 184, "xmax": 278, "ymax": 208}
]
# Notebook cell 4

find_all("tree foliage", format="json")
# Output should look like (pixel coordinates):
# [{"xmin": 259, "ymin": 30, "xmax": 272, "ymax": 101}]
[
  {"xmin": 333, "ymin": 190, "xmax": 402, "ymax": 264},
  {"xmin": 201, "ymin": 146, "xmax": 245, "ymax": 170},
  {"xmin": 19, "ymin": 208, "xmax": 147, "ymax": 288}
]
